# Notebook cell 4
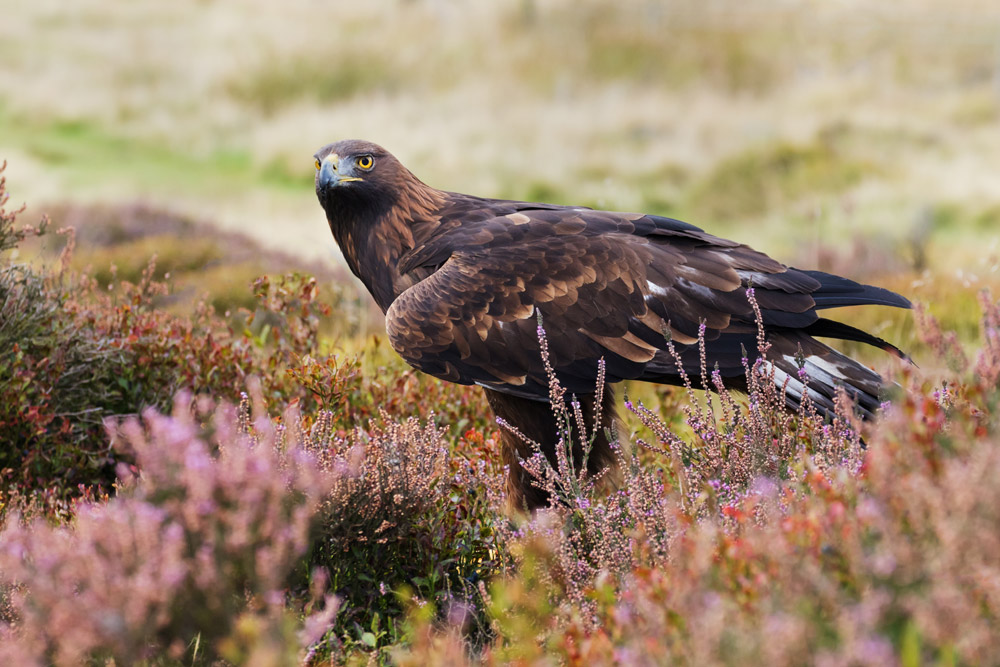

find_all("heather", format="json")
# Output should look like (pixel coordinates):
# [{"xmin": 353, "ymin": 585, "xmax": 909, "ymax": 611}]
[
  {"xmin": 0, "ymin": 167, "xmax": 483, "ymax": 513},
  {"xmin": 0, "ymin": 168, "xmax": 501, "ymax": 661},
  {"xmin": 394, "ymin": 302, "xmax": 1000, "ymax": 666},
  {"xmin": 0, "ymin": 393, "xmax": 331, "ymax": 664},
  {"xmin": 3, "ymin": 142, "xmax": 1000, "ymax": 666},
  {"xmin": 3, "ymin": 0, "xmax": 1000, "ymax": 661}
]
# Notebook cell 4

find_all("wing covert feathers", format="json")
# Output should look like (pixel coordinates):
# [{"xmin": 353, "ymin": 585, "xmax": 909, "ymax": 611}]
[{"xmin": 385, "ymin": 202, "xmax": 909, "ymax": 418}]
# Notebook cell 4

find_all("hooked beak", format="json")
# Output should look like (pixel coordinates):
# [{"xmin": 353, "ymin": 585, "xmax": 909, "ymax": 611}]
[{"xmin": 317, "ymin": 154, "xmax": 363, "ymax": 190}]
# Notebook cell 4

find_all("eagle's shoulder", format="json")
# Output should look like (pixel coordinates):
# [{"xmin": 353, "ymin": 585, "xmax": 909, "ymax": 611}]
[{"xmin": 398, "ymin": 194, "xmax": 581, "ymax": 274}]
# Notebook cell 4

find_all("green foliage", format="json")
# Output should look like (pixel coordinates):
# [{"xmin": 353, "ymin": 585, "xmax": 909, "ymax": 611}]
[
  {"xmin": 927, "ymin": 201, "xmax": 1000, "ymax": 234},
  {"xmin": 574, "ymin": 4, "xmax": 786, "ymax": 92},
  {"xmin": 0, "ymin": 258, "xmax": 129, "ymax": 497},
  {"xmin": 175, "ymin": 261, "xmax": 270, "ymax": 315},
  {"xmin": 1, "ymin": 113, "xmax": 252, "ymax": 195},
  {"xmin": 0, "ymin": 180, "xmax": 138, "ymax": 501},
  {"xmin": 301, "ymin": 415, "xmax": 506, "ymax": 661}
]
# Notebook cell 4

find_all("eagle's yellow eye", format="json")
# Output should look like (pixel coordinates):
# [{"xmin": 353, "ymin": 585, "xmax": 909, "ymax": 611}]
[
  {"xmin": 314, "ymin": 158, "xmax": 321, "ymax": 170},
  {"xmin": 357, "ymin": 155, "xmax": 374, "ymax": 170}
]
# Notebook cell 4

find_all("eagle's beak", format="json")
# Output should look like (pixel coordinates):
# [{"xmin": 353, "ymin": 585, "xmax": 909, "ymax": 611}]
[{"xmin": 318, "ymin": 154, "xmax": 362, "ymax": 189}]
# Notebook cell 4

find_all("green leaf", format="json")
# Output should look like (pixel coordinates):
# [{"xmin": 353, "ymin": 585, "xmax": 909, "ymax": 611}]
[{"xmin": 901, "ymin": 620, "xmax": 921, "ymax": 667}]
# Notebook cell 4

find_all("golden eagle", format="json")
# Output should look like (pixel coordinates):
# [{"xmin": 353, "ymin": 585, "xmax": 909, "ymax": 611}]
[{"xmin": 314, "ymin": 139, "xmax": 909, "ymax": 509}]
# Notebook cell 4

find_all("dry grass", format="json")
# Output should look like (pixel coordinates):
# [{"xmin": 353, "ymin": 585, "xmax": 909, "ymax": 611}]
[{"xmin": 0, "ymin": 0, "xmax": 998, "ymax": 277}]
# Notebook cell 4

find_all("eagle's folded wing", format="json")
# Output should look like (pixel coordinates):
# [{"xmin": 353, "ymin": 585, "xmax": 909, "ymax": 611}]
[{"xmin": 385, "ymin": 207, "xmax": 896, "ymax": 402}]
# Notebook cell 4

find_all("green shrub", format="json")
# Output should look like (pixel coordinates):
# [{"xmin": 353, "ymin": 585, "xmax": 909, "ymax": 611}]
[
  {"xmin": 301, "ymin": 413, "xmax": 507, "ymax": 661},
  {"xmin": 0, "ymin": 167, "xmax": 329, "ymax": 508},
  {"xmin": 0, "ymin": 257, "xmax": 131, "ymax": 498}
]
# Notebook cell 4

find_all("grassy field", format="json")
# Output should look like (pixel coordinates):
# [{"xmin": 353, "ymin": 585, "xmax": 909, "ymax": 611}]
[
  {"xmin": 2, "ymin": 1, "xmax": 1000, "ymax": 664},
  {"xmin": 2, "ymin": 0, "xmax": 1000, "ymax": 266}
]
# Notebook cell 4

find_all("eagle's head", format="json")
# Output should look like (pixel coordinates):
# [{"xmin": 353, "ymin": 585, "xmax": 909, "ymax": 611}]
[
  {"xmin": 313, "ymin": 139, "xmax": 446, "ymax": 309},
  {"xmin": 313, "ymin": 139, "xmax": 408, "ymax": 225}
]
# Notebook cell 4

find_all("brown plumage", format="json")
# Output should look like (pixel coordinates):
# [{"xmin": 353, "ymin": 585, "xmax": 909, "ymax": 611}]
[{"xmin": 314, "ymin": 139, "xmax": 910, "ymax": 510}]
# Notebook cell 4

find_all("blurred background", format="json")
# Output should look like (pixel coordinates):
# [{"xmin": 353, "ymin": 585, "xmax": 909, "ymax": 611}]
[{"xmin": 2, "ymin": 0, "xmax": 1000, "ymax": 343}]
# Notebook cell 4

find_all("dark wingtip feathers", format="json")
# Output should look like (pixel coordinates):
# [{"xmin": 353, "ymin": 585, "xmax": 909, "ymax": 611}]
[
  {"xmin": 803, "ymin": 318, "xmax": 912, "ymax": 363},
  {"xmin": 801, "ymin": 270, "xmax": 912, "ymax": 310}
]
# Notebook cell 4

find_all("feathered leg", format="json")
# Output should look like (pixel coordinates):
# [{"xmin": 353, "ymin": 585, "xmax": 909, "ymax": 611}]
[{"xmin": 483, "ymin": 387, "xmax": 622, "ymax": 511}]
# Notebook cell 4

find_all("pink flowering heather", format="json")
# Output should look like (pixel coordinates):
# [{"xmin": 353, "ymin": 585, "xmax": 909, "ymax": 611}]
[
  {"xmin": 0, "ymin": 392, "xmax": 332, "ymax": 665},
  {"xmin": 394, "ymin": 293, "xmax": 1000, "ymax": 665},
  {"xmin": 302, "ymin": 408, "xmax": 505, "ymax": 658}
]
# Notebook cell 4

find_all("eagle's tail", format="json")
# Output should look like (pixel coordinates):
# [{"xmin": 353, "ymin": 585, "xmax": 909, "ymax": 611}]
[
  {"xmin": 484, "ymin": 387, "xmax": 622, "ymax": 512},
  {"xmin": 761, "ymin": 329, "xmax": 898, "ymax": 421}
]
